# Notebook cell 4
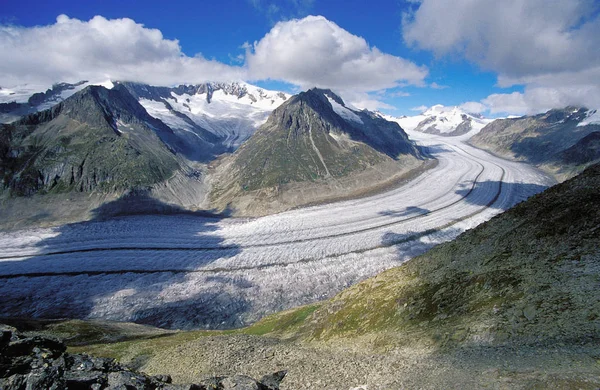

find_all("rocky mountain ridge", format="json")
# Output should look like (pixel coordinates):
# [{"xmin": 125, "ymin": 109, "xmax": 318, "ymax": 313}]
[
  {"xmin": 470, "ymin": 106, "xmax": 600, "ymax": 180},
  {"xmin": 209, "ymin": 88, "xmax": 426, "ymax": 216},
  {"xmin": 0, "ymin": 84, "xmax": 186, "ymax": 198}
]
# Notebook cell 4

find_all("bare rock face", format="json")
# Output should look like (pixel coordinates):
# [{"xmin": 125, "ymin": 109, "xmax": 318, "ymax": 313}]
[
  {"xmin": 0, "ymin": 324, "xmax": 286, "ymax": 390},
  {"xmin": 210, "ymin": 88, "xmax": 425, "ymax": 216},
  {"xmin": 0, "ymin": 85, "xmax": 183, "ymax": 197}
]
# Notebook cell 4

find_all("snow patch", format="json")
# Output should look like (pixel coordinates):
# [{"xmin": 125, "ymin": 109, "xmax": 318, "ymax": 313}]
[
  {"xmin": 578, "ymin": 109, "xmax": 600, "ymax": 126},
  {"xmin": 0, "ymin": 80, "xmax": 114, "ymax": 107},
  {"xmin": 387, "ymin": 105, "xmax": 492, "ymax": 136},
  {"xmin": 326, "ymin": 95, "xmax": 363, "ymax": 125}
]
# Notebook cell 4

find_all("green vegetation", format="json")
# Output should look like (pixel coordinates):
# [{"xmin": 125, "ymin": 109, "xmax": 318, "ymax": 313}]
[
  {"xmin": 210, "ymin": 89, "xmax": 424, "ymax": 215},
  {"xmin": 242, "ymin": 304, "xmax": 320, "ymax": 336}
]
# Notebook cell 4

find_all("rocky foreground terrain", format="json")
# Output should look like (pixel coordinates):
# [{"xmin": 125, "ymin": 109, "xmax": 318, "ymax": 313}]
[{"xmin": 0, "ymin": 324, "xmax": 286, "ymax": 390}]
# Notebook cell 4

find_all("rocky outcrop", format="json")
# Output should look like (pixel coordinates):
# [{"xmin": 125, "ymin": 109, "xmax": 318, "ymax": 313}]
[
  {"xmin": 209, "ymin": 88, "xmax": 426, "ymax": 216},
  {"xmin": 0, "ymin": 324, "xmax": 286, "ymax": 390},
  {"xmin": 0, "ymin": 85, "xmax": 183, "ymax": 197}
]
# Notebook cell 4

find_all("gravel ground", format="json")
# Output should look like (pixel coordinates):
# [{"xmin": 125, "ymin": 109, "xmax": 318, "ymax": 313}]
[{"xmin": 137, "ymin": 334, "xmax": 600, "ymax": 390}]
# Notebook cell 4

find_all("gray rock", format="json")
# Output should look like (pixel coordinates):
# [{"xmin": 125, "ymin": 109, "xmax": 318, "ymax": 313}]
[
  {"xmin": 259, "ymin": 370, "xmax": 287, "ymax": 390},
  {"xmin": 106, "ymin": 370, "xmax": 149, "ymax": 389},
  {"xmin": 220, "ymin": 374, "xmax": 262, "ymax": 389},
  {"xmin": 0, "ymin": 324, "xmax": 285, "ymax": 390}
]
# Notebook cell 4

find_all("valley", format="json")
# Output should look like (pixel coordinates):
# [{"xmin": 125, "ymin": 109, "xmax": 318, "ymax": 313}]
[
  {"xmin": 1, "ymin": 5, "xmax": 599, "ymax": 389},
  {"xmin": 0, "ymin": 130, "xmax": 553, "ymax": 329}
]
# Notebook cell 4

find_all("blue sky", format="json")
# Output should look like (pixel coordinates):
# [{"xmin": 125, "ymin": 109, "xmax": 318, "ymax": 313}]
[{"xmin": 1, "ymin": 0, "xmax": 598, "ymax": 116}]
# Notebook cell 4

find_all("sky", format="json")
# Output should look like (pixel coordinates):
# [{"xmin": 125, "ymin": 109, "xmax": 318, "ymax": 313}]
[{"xmin": 1, "ymin": 0, "xmax": 599, "ymax": 117}]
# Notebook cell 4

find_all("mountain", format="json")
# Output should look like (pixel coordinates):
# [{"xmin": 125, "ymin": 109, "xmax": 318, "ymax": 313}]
[
  {"xmin": 209, "ymin": 88, "xmax": 426, "ymax": 216},
  {"xmin": 0, "ymin": 84, "xmax": 187, "ymax": 198},
  {"xmin": 120, "ymin": 81, "xmax": 290, "ymax": 150},
  {"xmin": 1, "ymin": 80, "xmax": 290, "ymax": 152},
  {"xmin": 0, "ymin": 80, "xmax": 115, "ymax": 124},
  {"xmin": 470, "ymin": 107, "xmax": 600, "ymax": 180},
  {"xmin": 390, "ymin": 105, "xmax": 492, "ymax": 136}
]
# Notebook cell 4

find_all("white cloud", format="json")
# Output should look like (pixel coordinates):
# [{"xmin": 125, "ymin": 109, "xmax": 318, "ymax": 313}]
[
  {"xmin": 345, "ymin": 92, "xmax": 397, "ymax": 111},
  {"xmin": 0, "ymin": 14, "xmax": 244, "ymax": 87},
  {"xmin": 0, "ymin": 14, "xmax": 426, "ymax": 113},
  {"xmin": 430, "ymin": 82, "xmax": 448, "ymax": 90},
  {"xmin": 483, "ymin": 85, "xmax": 600, "ymax": 115},
  {"xmin": 403, "ymin": 0, "xmax": 600, "ymax": 114},
  {"xmin": 459, "ymin": 101, "xmax": 487, "ymax": 114},
  {"xmin": 411, "ymin": 105, "xmax": 428, "ymax": 112},
  {"xmin": 246, "ymin": 15, "xmax": 428, "ymax": 93}
]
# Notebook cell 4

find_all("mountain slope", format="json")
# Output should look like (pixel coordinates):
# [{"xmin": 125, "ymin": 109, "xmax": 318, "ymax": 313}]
[
  {"xmin": 391, "ymin": 105, "xmax": 492, "ymax": 136},
  {"xmin": 0, "ymin": 80, "xmax": 114, "ymax": 123},
  {"xmin": 209, "ymin": 88, "xmax": 426, "ymax": 216},
  {"xmin": 284, "ymin": 162, "xmax": 599, "ymax": 348},
  {"xmin": 470, "ymin": 107, "xmax": 600, "ymax": 180},
  {"xmin": 1, "ymin": 80, "xmax": 290, "ymax": 153},
  {"xmin": 0, "ymin": 85, "xmax": 182, "ymax": 197}
]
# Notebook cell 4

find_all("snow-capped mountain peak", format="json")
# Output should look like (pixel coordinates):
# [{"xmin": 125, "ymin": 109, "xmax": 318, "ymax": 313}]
[
  {"xmin": 1, "ymin": 79, "xmax": 291, "ymax": 151},
  {"xmin": 126, "ymin": 81, "xmax": 290, "ymax": 149},
  {"xmin": 390, "ymin": 104, "xmax": 492, "ymax": 137},
  {"xmin": 322, "ymin": 90, "xmax": 364, "ymax": 125},
  {"xmin": 0, "ymin": 80, "xmax": 114, "ymax": 123},
  {"xmin": 578, "ymin": 108, "xmax": 600, "ymax": 126}
]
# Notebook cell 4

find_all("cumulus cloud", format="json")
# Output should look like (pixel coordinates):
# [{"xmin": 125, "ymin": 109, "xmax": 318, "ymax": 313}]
[
  {"xmin": 246, "ymin": 15, "xmax": 428, "ymax": 94},
  {"xmin": 0, "ymin": 14, "xmax": 244, "ymax": 87},
  {"xmin": 343, "ymin": 91, "xmax": 398, "ymax": 111},
  {"xmin": 0, "ymin": 14, "xmax": 426, "ymax": 111},
  {"xmin": 459, "ymin": 102, "xmax": 487, "ymax": 114},
  {"xmin": 403, "ymin": 0, "xmax": 600, "ymax": 113},
  {"xmin": 483, "ymin": 85, "xmax": 600, "ymax": 115},
  {"xmin": 430, "ymin": 82, "xmax": 448, "ymax": 90}
]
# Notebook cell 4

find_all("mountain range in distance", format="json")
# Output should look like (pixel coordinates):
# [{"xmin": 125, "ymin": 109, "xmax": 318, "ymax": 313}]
[
  {"xmin": 0, "ymin": 81, "xmax": 427, "ymax": 226},
  {"xmin": 390, "ymin": 104, "xmax": 493, "ymax": 137},
  {"xmin": 469, "ymin": 107, "xmax": 600, "ymax": 180},
  {"xmin": 1, "ymin": 79, "xmax": 600, "ymax": 227}
]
